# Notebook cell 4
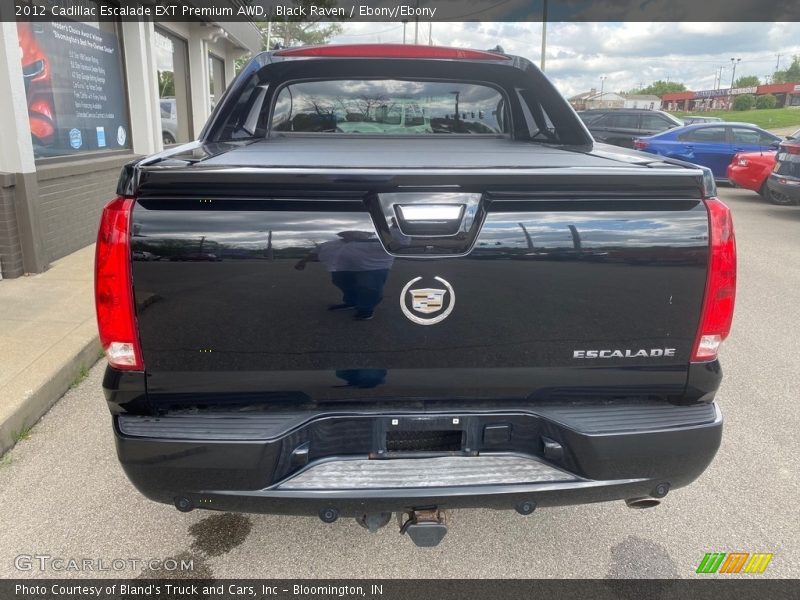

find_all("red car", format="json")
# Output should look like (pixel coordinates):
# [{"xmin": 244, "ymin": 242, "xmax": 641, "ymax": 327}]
[{"xmin": 726, "ymin": 150, "xmax": 776, "ymax": 198}]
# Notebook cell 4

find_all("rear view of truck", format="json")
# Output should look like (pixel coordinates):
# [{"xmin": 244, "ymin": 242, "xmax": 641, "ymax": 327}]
[{"xmin": 96, "ymin": 45, "xmax": 735, "ymax": 546}]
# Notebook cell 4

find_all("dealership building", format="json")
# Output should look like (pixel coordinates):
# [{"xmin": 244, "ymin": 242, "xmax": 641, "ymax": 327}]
[
  {"xmin": 662, "ymin": 82, "xmax": 800, "ymax": 112},
  {"xmin": 0, "ymin": 4, "xmax": 260, "ymax": 279}
]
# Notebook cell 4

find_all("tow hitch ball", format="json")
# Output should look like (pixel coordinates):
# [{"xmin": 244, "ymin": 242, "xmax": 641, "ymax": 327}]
[{"xmin": 398, "ymin": 508, "xmax": 448, "ymax": 547}]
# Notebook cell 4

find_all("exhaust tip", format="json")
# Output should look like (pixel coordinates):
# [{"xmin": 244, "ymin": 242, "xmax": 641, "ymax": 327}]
[{"xmin": 625, "ymin": 497, "xmax": 661, "ymax": 509}]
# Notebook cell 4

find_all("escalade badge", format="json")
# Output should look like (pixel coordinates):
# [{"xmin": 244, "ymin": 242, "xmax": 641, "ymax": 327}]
[{"xmin": 400, "ymin": 276, "xmax": 455, "ymax": 325}]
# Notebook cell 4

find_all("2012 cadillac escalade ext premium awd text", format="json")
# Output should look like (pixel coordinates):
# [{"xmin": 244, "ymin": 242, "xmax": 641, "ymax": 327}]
[{"xmin": 96, "ymin": 45, "xmax": 736, "ymax": 547}]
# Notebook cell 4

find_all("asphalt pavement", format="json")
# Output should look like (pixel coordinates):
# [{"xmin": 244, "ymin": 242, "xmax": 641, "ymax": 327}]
[{"xmin": 0, "ymin": 187, "xmax": 797, "ymax": 579}]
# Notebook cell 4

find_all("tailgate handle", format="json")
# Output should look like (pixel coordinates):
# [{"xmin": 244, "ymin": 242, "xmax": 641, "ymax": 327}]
[{"xmin": 395, "ymin": 204, "xmax": 465, "ymax": 236}]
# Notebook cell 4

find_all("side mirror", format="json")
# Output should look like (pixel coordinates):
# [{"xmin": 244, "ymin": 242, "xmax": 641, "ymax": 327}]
[{"xmin": 771, "ymin": 140, "xmax": 781, "ymax": 149}]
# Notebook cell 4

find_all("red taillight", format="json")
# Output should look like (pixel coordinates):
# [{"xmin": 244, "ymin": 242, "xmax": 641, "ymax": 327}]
[
  {"xmin": 780, "ymin": 142, "xmax": 800, "ymax": 155},
  {"xmin": 94, "ymin": 197, "xmax": 143, "ymax": 370},
  {"xmin": 633, "ymin": 139, "xmax": 648, "ymax": 150},
  {"xmin": 692, "ymin": 198, "xmax": 736, "ymax": 362},
  {"xmin": 274, "ymin": 44, "xmax": 510, "ymax": 61}
]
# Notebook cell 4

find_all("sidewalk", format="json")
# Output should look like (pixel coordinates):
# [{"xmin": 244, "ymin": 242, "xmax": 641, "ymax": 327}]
[
  {"xmin": 0, "ymin": 244, "xmax": 100, "ymax": 455},
  {"xmin": 769, "ymin": 125, "xmax": 799, "ymax": 137}
]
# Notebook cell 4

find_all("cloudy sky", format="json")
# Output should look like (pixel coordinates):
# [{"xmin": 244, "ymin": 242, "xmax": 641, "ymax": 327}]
[{"xmin": 330, "ymin": 22, "xmax": 800, "ymax": 98}]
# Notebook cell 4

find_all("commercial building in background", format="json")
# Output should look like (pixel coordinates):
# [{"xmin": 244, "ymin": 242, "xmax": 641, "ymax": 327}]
[
  {"xmin": 662, "ymin": 83, "xmax": 800, "ymax": 112},
  {"xmin": 0, "ymin": 3, "xmax": 260, "ymax": 279},
  {"xmin": 569, "ymin": 91, "xmax": 662, "ymax": 111},
  {"xmin": 622, "ymin": 94, "xmax": 662, "ymax": 110}
]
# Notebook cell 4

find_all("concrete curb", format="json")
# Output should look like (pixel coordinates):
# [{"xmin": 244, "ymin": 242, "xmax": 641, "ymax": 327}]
[{"xmin": 0, "ymin": 332, "xmax": 101, "ymax": 457}]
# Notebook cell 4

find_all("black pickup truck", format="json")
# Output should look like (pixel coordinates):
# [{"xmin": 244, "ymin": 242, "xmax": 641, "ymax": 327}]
[{"xmin": 96, "ymin": 45, "xmax": 736, "ymax": 547}]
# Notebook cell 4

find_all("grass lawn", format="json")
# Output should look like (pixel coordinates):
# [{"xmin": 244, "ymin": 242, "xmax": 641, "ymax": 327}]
[{"xmin": 671, "ymin": 108, "xmax": 800, "ymax": 130}]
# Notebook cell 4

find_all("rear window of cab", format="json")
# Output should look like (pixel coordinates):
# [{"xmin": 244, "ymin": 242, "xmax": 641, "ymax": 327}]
[{"xmin": 269, "ymin": 79, "xmax": 508, "ymax": 135}]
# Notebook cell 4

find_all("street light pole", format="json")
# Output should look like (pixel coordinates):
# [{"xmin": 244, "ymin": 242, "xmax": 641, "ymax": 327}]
[
  {"xmin": 600, "ymin": 76, "xmax": 607, "ymax": 97},
  {"xmin": 540, "ymin": 0, "xmax": 548, "ymax": 71},
  {"xmin": 729, "ymin": 57, "xmax": 741, "ymax": 89}
]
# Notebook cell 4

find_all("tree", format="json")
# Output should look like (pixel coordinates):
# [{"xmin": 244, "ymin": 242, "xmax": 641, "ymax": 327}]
[
  {"xmin": 158, "ymin": 71, "xmax": 174, "ymax": 97},
  {"xmin": 629, "ymin": 80, "xmax": 687, "ymax": 97},
  {"xmin": 733, "ymin": 94, "xmax": 756, "ymax": 111},
  {"xmin": 772, "ymin": 55, "xmax": 800, "ymax": 84},
  {"xmin": 734, "ymin": 75, "xmax": 760, "ymax": 88},
  {"xmin": 756, "ymin": 94, "xmax": 777, "ymax": 109},
  {"xmin": 254, "ymin": 0, "xmax": 344, "ymax": 50}
]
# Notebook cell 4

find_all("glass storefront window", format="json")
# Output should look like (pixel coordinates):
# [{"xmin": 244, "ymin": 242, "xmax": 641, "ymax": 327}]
[
  {"xmin": 209, "ymin": 54, "xmax": 225, "ymax": 112},
  {"xmin": 16, "ymin": 1, "xmax": 132, "ymax": 158},
  {"xmin": 155, "ymin": 27, "xmax": 192, "ymax": 145}
]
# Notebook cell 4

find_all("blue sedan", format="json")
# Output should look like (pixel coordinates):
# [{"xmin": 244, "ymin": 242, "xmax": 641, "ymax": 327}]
[{"xmin": 633, "ymin": 123, "xmax": 781, "ymax": 179}]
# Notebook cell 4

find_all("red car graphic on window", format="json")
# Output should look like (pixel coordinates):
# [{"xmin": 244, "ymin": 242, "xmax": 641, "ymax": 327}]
[{"xmin": 17, "ymin": 22, "xmax": 55, "ymax": 146}]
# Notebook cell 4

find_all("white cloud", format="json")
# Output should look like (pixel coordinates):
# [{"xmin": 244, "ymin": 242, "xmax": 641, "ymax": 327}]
[{"xmin": 330, "ymin": 22, "xmax": 800, "ymax": 97}]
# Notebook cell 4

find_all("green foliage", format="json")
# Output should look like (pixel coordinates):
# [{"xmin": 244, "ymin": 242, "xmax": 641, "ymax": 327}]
[
  {"xmin": 158, "ymin": 70, "xmax": 175, "ymax": 97},
  {"xmin": 756, "ymin": 94, "xmax": 777, "ymax": 110},
  {"xmin": 772, "ymin": 56, "xmax": 800, "ymax": 84},
  {"xmin": 237, "ymin": 1, "xmax": 346, "ymax": 74},
  {"xmin": 629, "ymin": 80, "xmax": 687, "ymax": 97},
  {"xmin": 733, "ymin": 75, "xmax": 760, "ymax": 88},
  {"xmin": 670, "ymin": 108, "xmax": 800, "ymax": 129},
  {"xmin": 733, "ymin": 94, "xmax": 756, "ymax": 111},
  {"xmin": 255, "ymin": 1, "xmax": 345, "ymax": 50},
  {"xmin": 70, "ymin": 365, "xmax": 89, "ymax": 389},
  {"xmin": 12, "ymin": 426, "xmax": 32, "ymax": 443}
]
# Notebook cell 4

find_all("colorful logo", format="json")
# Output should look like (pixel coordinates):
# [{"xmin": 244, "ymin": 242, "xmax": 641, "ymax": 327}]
[
  {"xmin": 68, "ymin": 128, "xmax": 82, "ymax": 149},
  {"xmin": 400, "ymin": 276, "xmax": 455, "ymax": 325},
  {"xmin": 696, "ymin": 552, "xmax": 773, "ymax": 574}
]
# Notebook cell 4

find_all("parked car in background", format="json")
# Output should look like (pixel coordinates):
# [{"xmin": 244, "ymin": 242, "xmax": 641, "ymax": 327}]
[
  {"xmin": 766, "ymin": 136, "xmax": 800, "ymax": 205},
  {"xmin": 681, "ymin": 116, "xmax": 724, "ymax": 125},
  {"xmin": 634, "ymin": 123, "xmax": 781, "ymax": 179},
  {"xmin": 577, "ymin": 108, "xmax": 683, "ymax": 148},
  {"xmin": 726, "ymin": 151, "xmax": 776, "ymax": 198},
  {"xmin": 160, "ymin": 97, "xmax": 178, "ymax": 145}
]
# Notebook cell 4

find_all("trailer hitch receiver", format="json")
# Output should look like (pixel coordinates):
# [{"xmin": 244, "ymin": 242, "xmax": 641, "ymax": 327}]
[{"xmin": 398, "ymin": 508, "xmax": 448, "ymax": 547}]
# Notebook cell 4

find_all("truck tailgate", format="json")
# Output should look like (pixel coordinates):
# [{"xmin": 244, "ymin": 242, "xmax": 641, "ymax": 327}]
[{"xmin": 128, "ymin": 151, "xmax": 708, "ymax": 409}]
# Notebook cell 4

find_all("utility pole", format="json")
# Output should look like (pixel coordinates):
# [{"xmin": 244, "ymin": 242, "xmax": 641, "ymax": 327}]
[
  {"xmin": 599, "ymin": 75, "xmax": 607, "ymax": 100},
  {"xmin": 729, "ymin": 57, "xmax": 741, "ymax": 111},
  {"xmin": 402, "ymin": 20, "xmax": 407, "ymax": 44},
  {"xmin": 776, "ymin": 53, "xmax": 782, "ymax": 70},
  {"xmin": 428, "ymin": 22, "xmax": 432, "ymax": 45},
  {"xmin": 413, "ymin": 0, "xmax": 419, "ymax": 44},
  {"xmin": 540, "ymin": 0, "xmax": 548, "ymax": 71}
]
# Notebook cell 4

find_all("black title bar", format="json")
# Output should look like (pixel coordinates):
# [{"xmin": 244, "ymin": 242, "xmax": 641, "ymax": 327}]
[{"xmin": 8, "ymin": 0, "xmax": 800, "ymax": 22}]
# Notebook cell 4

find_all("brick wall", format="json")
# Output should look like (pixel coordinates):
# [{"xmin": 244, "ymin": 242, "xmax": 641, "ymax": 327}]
[
  {"xmin": 36, "ymin": 155, "xmax": 134, "ymax": 264},
  {"xmin": 0, "ymin": 174, "xmax": 23, "ymax": 279}
]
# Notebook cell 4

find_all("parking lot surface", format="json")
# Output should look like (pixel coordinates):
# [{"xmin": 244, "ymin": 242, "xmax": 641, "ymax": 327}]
[{"xmin": 0, "ymin": 188, "xmax": 797, "ymax": 579}]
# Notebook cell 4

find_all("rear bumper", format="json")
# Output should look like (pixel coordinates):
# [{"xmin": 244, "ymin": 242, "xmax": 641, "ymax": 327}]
[
  {"xmin": 114, "ymin": 402, "xmax": 722, "ymax": 516},
  {"xmin": 767, "ymin": 174, "xmax": 800, "ymax": 201},
  {"xmin": 726, "ymin": 164, "xmax": 762, "ymax": 192}
]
